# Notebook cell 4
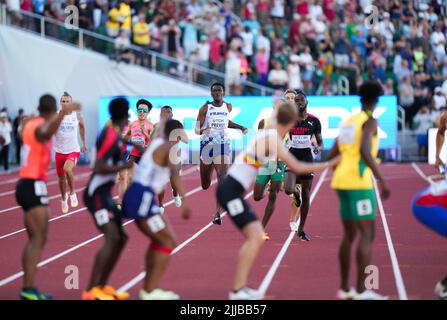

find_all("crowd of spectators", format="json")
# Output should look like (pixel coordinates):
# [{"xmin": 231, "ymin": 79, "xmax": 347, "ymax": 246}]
[{"xmin": 3, "ymin": 0, "xmax": 447, "ymax": 132}]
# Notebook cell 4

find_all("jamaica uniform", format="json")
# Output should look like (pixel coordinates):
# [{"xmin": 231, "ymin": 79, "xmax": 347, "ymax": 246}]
[{"xmin": 331, "ymin": 111, "xmax": 378, "ymax": 221}]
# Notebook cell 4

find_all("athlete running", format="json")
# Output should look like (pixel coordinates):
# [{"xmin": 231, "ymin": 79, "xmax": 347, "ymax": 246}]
[
  {"xmin": 54, "ymin": 92, "xmax": 87, "ymax": 213},
  {"xmin": 196, "ymin": 83, "xmax": 248, "ymax": 225},
  {"xmin": 124, "ymin": 99, "xmax": 154, "ymax": 183},
  {"xmin": 284, "ymin": 90, "xmax": 323, "ymax": 241},
  {"xmin": 82, "ymin": 97, "xmax": 134, "ymax": 300},
  {"xmin": 122, "ymin": 119, "xmax": 191, "ymax": 300},
  {"xmin": 216, "ymin": 101, "xmax": 339, "ymax": 300},
  {"xmin": 152, "ymin": 106, "xmax": 182, "ymax": 214},
  {"xmin": 15, "ymin": 94, "xmax": 80, "ymax": 300},
  {"xmin": 435, "ymin": 111, "xmax": 447, "ymax": 172},
  {"xmin": 253, "ymin": 98, "xmax": 289, "ymax": 241},
  {"xmin": 329, "ymin": 80, "xmax": 390, "ymax": 300}
]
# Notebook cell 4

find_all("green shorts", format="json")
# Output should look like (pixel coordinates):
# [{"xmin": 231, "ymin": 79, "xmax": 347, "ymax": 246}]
[
  {"xmin": 336, "ymin": 189, "xmax": 377, "ymax": 221},
  {"xmin": 255, "ymin": 161, "xmax": 285, "ymax": 186}
]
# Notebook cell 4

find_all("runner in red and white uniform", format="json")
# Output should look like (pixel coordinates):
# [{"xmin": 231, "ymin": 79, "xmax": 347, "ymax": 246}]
[
  {"xmin": 54, "ymin": 92, "xmax": 87, "ymax": 213},
  {"xmin": 15, "ymin": 94, "xmax": 80, "ymax": 300}
]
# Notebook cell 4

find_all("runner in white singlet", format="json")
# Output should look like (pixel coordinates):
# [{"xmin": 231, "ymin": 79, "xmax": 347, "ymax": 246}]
[
  {"xmin": 195, "ymin": 83, "xmax": 248, "ymax": 225},
  {"xmin": 54, "ymin": 92, "xmax": 86, "ymax": 213}
]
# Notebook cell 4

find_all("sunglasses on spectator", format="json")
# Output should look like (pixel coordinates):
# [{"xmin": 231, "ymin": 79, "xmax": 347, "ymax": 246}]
[{"xmin": 137, "ymin": 109, "xmax": 148, "ymax": 113}]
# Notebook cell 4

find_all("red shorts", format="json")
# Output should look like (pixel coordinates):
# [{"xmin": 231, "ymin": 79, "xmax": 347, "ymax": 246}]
[{"xmin": 55, "ymin": 152, "xmax": 80, "ymax": 177}]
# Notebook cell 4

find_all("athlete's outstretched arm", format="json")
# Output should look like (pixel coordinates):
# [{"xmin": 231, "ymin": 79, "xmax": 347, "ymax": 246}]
[
  {"xmin": 195, "ymin": 104, "xmax": 208, "ymax": 135},
  {"xmin": 360, "ymin": 118, "xmax": 390, "ymax": 199},
  {"xmin": 276, "ymin": 138, "xmax": 339, "ymax": 174},
  {"xmin": 77, "ymin": 112, "xmax": 87, "ymax": 152},
  {"xmin": 35, "ymin": 103, "xmax": 81, "ymax": 143},
  {"xmin": 328, "ymin": 139, "xmax": 340, "ymax": 160},
  {"xmin": 435, "ymin": 113, "xmax": 447, "ymax": 167},
  {"xmin": 258, "ymin": 119, "xmax": 265, "ymax": 130}
]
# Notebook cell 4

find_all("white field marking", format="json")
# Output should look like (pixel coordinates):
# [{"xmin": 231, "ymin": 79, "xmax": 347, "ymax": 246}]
[
  {"xmin": 411, "ymin": 162, "xmax": 435, "ymax": 185},
  {"xmin": 116, "ymin": 191, "xmax": 254, "ymax": 294},
  {"xmin": 0, "ymin": 166, "xmax": 199, "ymax": 239},
  {"xmin": 257, "ymin": 169, "xmax": 328, "ymax": 296},
  {"xmin": 0, "ymin": 169, "xmax": 57, "ymax": 186},
  {"xmin": 373, "ymin": 178, "xmax": 408, "ymax": 300},
  {"xmin": 0, "ymin": 177, "xmax": 210, "ymax": 287},
  {"xmin": 0, "ymin": 172, "xmax": 91, "ymax": 197},
  {"xmin": 0, "ymin": 186, "xmax": 86, "ymax": 214}
]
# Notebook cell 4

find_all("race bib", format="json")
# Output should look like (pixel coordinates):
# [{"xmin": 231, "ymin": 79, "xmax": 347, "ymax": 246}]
[
  {"xmin": 210, "ymin": 119, "xmax": 227, "ymax": 129},
  {"xmin": 131, "ymin": 136, "xmax": 145, "ymax": 146},
  {"xmin": 339, "ymin": 124, "xmax": 356, "ymax": 145},
  {"xmin": 291, "ymin": 135, "xmax": 311, "ymax": 149},
  {"xmin": 34, "ymin": 181, "xmax": 48, "ymax": 196}
]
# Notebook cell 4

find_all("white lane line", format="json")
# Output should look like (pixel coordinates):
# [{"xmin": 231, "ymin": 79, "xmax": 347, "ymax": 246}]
[
  {"xmin": 257, "ymin": 169, "xmax": 328, "ymax": 296},
  {"xmin": 0, "ymin": 166, "xmax": 199, "ymax": 239},
  {"xmin": 117, "ymin": 191, "xmax": 254, "ymax": 294},
  {"xmin": 0, "ymin": 178, "xmax": 211, "ymax": 287},
  {"xmin": 0, "ymin": 169, "xmax": 57, "ymax": 186},
  {"xmin": 411, "ymin": 162, "xmax": 434, "ymax": 185},
  {"xmin": 373, "ymin": 178, "xmax": 408, "ymax": 300}
]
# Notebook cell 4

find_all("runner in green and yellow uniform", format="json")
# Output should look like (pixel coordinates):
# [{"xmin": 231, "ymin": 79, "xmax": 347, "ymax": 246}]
[{"xmin": 329, "ymin": 80, "xmax": 391, "ymax": 300}]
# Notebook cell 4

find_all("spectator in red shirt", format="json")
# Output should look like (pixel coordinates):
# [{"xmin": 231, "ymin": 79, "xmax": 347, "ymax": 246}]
[
  {"xmin": 159, "ymin": 0, "xmax": 176, "ymax": 20},
  {"xmin": 209, "ymin": 33, "xmax": 225, "ymax": 72},
  {"xmin": 323, "ymin": 0, "xmax": 335, "ymax": 22},
  {"xmin": 296, "ymin": 0, "xmax": 309, "ymax": 15},
  {"xmin": 256, "ymin": 0, "xmax": 270, "ymax": 25},
  {"xmin": 288, "ymin": 13, "xmax": 300, "ymax": 47}
]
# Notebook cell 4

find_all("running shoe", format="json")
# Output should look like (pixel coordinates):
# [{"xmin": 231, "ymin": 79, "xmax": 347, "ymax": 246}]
[
  {"xmin": 435, "ymin": 281, "xmax": 447, "ymax": 300},
  {"xmin": 229, "ymin": 287, "xmax": 264, "ymax": 300},
  {"xmin": 353, "ymin": 290, "xmax": 388, "ymax": 300},
  {"xmin": 174, "ymin": 195, "xmax": 182, "ymax": 208},
  {"xmin": 289, "ymin": 221, "xmax": 298, "ymax": 232},
  {"xmin": 61, "ymin": 195, "xmax": 69, "ymax": 214},
  {"xmin": 263, "ymin": 232, "xmax": 270, "ymax": 241},
  {"xmin": 20, "ymin": 288, "xmax": 53, "ymax": 300},
  {"xmin": 69, "ymin": 193, "xmax": 78, "ymax": 207},
  {"xmin": 102, "ymin": 285, "xmax": 129, "ymax": 300},
  {"xmin": 297, "ymin": 230, "xmax": 310, "ymax": 241},
  {"xmin": 140, "ymin": 288, "xmax": 180, "ymax": 300},
  {"xmin": 159, "ymin": 206, "xmax": 165, "ymax": 215},
  {"xmin": 336, "ymin": 288, "xmax": 357, "ymax": 300},
  {"xmin": 81, "ymin": 287, "xmax": 115, "ymax": 300},
  {"xmin": 212, "ymin": 212, "xmax": 222, "ymax": 225}
]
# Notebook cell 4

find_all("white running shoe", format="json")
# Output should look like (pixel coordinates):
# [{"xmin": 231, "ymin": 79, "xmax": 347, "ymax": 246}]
[
  {"xmin": 61, "ymin": 195, "xmax": 69, "ymax": 214},
  {"xmin": 289, "ymin": 221, "xmax": 298, "ymax": 232},
  {"xmin": 354, "ymin": 290, "xmax": 388, "ymax": 300},
  {"xmin": 174, "ymin": 195, "xmax": 182, "ymax": 208},
  {"xmin": 229, "ymin": 287, "xmax": 264, "ymax": 300},
  {"xmin": 435, "ymin": 281, "xmax": 447, "ymax": 299},
  {"xmin": 159, "ymin": 206, "xmax": 165, "ymax": 215},
  {"xmin": 70, "ymin": 193, "xmax": 78, "ymax": 207},
  {"xmin": 139, "ymin": 288, "xmax": 180, "ymax": 300},
  {"xmin": 336, "ymin": 288, "xmax": 357, "ymax": 300}
]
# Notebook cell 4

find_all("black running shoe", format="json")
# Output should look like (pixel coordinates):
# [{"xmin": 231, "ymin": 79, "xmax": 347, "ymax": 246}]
[
  {"xmin": 212, "ymin": 213, "xmax": 222, "ymax": 225},
  {"xmin": 297, "ymin": 230, "xmax": 310, "ymax": 241}
]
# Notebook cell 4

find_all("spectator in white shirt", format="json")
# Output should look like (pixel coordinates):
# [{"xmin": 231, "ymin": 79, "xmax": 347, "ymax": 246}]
[
  {"xmin": 413, "ymin": 106, "xmax": 435, "ymax": 157},
  {"xmin": 268, "ymin": 61, "xmax": 288, "ymax": 90},
  {"xmin": 257, "ymin": 29, "xmax": 271, "ymax": 60},
  {"xmin": 431, "ymin": 24, "xmax": 446, "ymax": 63},
  {"xmin": 433, "ymin": 87, "xmax": 447, "ymax": 111},
  {"xmin": 0, "ymin": 112, "xmax": 12, "ymax": 172},
  {"xmin": 240, "ymin": 26, "xmax": 254, "ymax": 64},
  {"xmin": 376, "ymin": 13, "xmax": 395, "ymax": 48},
  {"xmin": 115, "ymin": 29, "xmax": 135, "ymax": 64},
  {"xmin": 288, "ymin": 55, "xmax": 302, "ymax": 91}
]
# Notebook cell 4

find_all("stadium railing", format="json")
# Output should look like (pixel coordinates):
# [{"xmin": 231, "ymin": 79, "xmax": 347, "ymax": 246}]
[{"xmin": 0, "ymin": 4, "xmax": 275, "ymax": 96}]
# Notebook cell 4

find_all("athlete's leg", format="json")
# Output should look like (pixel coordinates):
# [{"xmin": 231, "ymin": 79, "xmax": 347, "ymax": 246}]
[
  {"xmin": 214, "ymin": 155, "xmax": 230, "ymax": 215},
  {"xmin": 117, "ymin": 169, "xmax": 128, "ymax": 203},
  {"xmin": 199, "ymin": 159, "xmax": 213, "ymax": 190},
  {"xmin": 339, "ymin": 220, "xmax": 357, "ymax": 291},
  {"xmin": 136, "ymin": 218, "xmax": 176, "ymax": 292},
  {"xmin": 233, "ymin": 221, "xmax": 264, "ymax": 291},
  {"xmin": 58, "ymin": 174, "xmax": 67, "ymax": 200},
  {"xmin": 284, "ymin": 171, "xmax": 296, "ymax": 195},
  {"xmin": 88, "ymin": 220, "xmax": 128, "ymax": 289},
  {"xmin": 253, "ymin": 183, "xmax": 267, "ymax": 201},
  {"xmin": 63, "ymin": 159, "xmax": 76, "ymax": 195},
  {"xmin": 261, "ymin": 181, "xmax": 281, "ymax": 228},
  {"xmin": 158, "ymin": 189, "xmax": 165, "ymax": 207},
  {"xmin": 22, "ymin": 206, "xmax": 49, "ymax": 288},
  {"xmin": 355, "ymin": 219, "xmax": 375, "ymax": 293},
  {"xmin": 297, "ymin": 178, "xmax": 313, "ymax": 233}
]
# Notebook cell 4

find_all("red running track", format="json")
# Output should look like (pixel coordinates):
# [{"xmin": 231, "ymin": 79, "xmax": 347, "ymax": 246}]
[{"xmin": 0, "ymin": 163, "xmax": 445, "ymax": 299}]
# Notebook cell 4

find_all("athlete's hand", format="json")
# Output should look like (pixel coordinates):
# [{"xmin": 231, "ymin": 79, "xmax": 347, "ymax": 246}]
[
  {"xmin": 378, "ymin": 179, "xmax": 391, "ymax": 200},
  {"xmin": 241, "ymin": 126, "xmax": 248, "ymax": 135},
  {"xmin": 328, "ymin": 155, "xmax": 341, "ymax": 168},
  {"xmin": 201, "ymin": 127, "xmax": 211, "ymax": 136},
  {"xmin": 180, "ymin": 202, "xmax": 192, "ymax": 220},
  {"xmin": 81, "ymin": 144, "xmax": 87, "ymax": 153},
  {"xmin": 61, "ymin": 102, "xmax": 81, "ymax": 115}
]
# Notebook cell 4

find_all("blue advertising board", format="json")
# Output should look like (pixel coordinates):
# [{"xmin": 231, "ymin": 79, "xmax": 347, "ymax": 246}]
[{"xmin": 98, "ymin": 95, "xmax": 397, "ymax": 154}]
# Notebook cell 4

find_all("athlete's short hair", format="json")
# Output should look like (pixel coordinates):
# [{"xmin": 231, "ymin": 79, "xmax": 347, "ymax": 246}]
[
  {"xmin": 359, "ymin": 81, "xmax": 383, "ymax": 106},
  {"xmin": 161, "ymin": 105, "xmax": 172, "ymax": 110},
  {"xmin": 38, "ymin": 94, "xmax": 57, "ymax": 115},
  {"xmin": 136, "ymin": 99, "xmax": 153, "ymax": 111},
  {"xmin": 295, "ymin": 89, "xmax": 307, "ymax": 98},
  {"xmin": 276, "ymin": 101, "xmax": 297, "ymax": 125},
  {"xmin": 284, "ymin": 89, "xmax": 297, "ymax": 96},
  {"xmin": 211, "ymin": 82, "xmax": 225, "ymax": 92},
  {"xmin": 61, "ymin": 91, "xmax": 72, "ymax": 100},
  {"xmin": 164, "ymin": 119, "xmax": 184, "ymax": 137},
  {"xmin": 109, "ymin": 97, "xmax": 129, "ymax": 122}
]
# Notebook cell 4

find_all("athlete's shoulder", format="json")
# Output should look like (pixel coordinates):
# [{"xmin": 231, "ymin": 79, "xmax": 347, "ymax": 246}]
[{"xmin": 307, "ymin": 113, "xmax": 320, "ymax": 121}]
